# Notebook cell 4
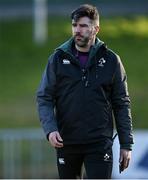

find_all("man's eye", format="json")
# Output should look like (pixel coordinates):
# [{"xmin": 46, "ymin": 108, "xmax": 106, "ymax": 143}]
[
  {"xmin": 80, "ymin": 24, "xmax": 88, "ymax": 27},
  {"xmin": 72, "ymin": 23, "xmax": 77, "ymax": 27}
]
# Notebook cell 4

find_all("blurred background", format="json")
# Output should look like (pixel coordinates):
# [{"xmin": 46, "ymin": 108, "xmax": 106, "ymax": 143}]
[{"xmin": 0, "ymin": 0, "xmax": 148, "ymax": 178}]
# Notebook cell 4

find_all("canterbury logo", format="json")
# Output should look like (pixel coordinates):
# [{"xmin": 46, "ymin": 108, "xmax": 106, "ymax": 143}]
[
  {"xmin": 63, "ymin": 59, "xmax": 70, "ymax": 64},
  {"xmin": 58, "ymin": 158, "xmax": 65, "ymax": 164}
]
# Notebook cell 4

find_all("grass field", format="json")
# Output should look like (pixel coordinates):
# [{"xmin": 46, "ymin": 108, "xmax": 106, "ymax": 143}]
[{"xmin": 0, "ymin": 16, "xmax": 148, "ymax": 129}]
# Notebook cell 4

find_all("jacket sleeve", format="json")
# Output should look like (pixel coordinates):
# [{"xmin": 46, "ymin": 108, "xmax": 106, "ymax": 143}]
[
  {"xmin": 36, "ymin": 53, "xmax": 58, "ymax": 139},
  {"xmin": 111, "ymin": 55, "xmax": 134, "ymax": 150}
]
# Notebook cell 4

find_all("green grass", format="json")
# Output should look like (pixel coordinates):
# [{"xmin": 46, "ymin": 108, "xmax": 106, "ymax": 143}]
[{"xmin": 0, "ymin": 16, "xmax": 148, "ymax": 129}]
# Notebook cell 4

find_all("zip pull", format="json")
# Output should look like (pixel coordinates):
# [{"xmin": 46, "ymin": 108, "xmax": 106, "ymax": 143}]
[{"xmin": 85, "ymin": 81, "xmax": 89, "ymax": 87}]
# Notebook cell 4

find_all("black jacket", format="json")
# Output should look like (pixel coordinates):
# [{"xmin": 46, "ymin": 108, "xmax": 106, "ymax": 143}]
[{"xmin": 37, "ymin": 38, "xmax": 134, "ymax": 149}]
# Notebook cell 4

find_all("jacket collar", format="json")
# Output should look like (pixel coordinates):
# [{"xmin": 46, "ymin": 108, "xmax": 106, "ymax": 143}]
[{"xmin": 56, "ymin": 37, "xmax": 105, "ymax": 68}]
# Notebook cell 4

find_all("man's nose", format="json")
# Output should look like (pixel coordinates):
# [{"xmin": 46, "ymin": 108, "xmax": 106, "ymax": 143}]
[{"xmin": 75, "ymin": 26, "xmax": 81, "ymax": 33}]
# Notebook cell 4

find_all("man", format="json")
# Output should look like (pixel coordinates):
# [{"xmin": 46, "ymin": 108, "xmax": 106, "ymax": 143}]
[{"xmin": 37, "ymin": 4, "xmax": 134, "ymax": 179}]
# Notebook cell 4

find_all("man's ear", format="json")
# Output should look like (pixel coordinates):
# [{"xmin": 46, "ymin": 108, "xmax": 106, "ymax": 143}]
[{"xmin": 95, "ymin": 25, "xmax": 100, "ymax": 34}]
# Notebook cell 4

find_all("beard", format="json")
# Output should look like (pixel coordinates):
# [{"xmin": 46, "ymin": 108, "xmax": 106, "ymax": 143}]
[{"xmin": 74, "ymin": 33, "xmax": 90, "ymax": 47}]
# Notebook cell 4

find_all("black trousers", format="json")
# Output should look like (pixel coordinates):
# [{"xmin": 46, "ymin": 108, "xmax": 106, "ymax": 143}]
[{"xmin": 56, "ymin": 139, "xmax": 113, "ymax": 179}]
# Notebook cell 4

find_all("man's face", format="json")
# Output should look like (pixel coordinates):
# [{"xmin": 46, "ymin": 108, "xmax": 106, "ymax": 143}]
[{"xmin": 72, "ymin": 17, "xmax": 97, "ymax": 48}]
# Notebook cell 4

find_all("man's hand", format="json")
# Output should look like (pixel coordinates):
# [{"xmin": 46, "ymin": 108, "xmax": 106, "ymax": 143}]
[
  {"xmin": 119, "ymin": 149, "xmax": 131, "ymax": 172},
  {"xmin": 48, "ymin": 131, "xmax": 63, "ymax": 148}
]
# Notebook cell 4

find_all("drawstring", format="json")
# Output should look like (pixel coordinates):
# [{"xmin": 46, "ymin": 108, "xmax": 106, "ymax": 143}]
[{"xmin": 85, "ymin": 68, "xmax": 90, "ymax": 87}]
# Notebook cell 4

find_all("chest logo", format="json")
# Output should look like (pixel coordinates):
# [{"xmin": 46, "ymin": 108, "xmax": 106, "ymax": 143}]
[
  {"xmin": 98, "ymin": 58, "xmax": 106, "ymax": 67},
  {"xmin": 63, "ymin": 59, "xmax": 71, "ymax": 64}
]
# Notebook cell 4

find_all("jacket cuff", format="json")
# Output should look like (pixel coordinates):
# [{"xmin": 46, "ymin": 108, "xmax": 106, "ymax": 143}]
[
  {"xmin": 46, "ymin": 132, "xmax": 50, "ymax": 141},
  {"xmin": 120, "ymin": 144, "xmax": 133, "ymax": 151}
]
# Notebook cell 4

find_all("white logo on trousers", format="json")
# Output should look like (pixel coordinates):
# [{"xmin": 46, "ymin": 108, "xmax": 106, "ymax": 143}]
[{"xmin": 59, "ymin": 158, "xmax": 65, "ymax": 164}]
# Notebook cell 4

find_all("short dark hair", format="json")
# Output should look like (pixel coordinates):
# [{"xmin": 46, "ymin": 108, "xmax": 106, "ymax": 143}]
[{"xmin": 71, "ymin": 4, "xmax": 99, "ymax": 25}]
